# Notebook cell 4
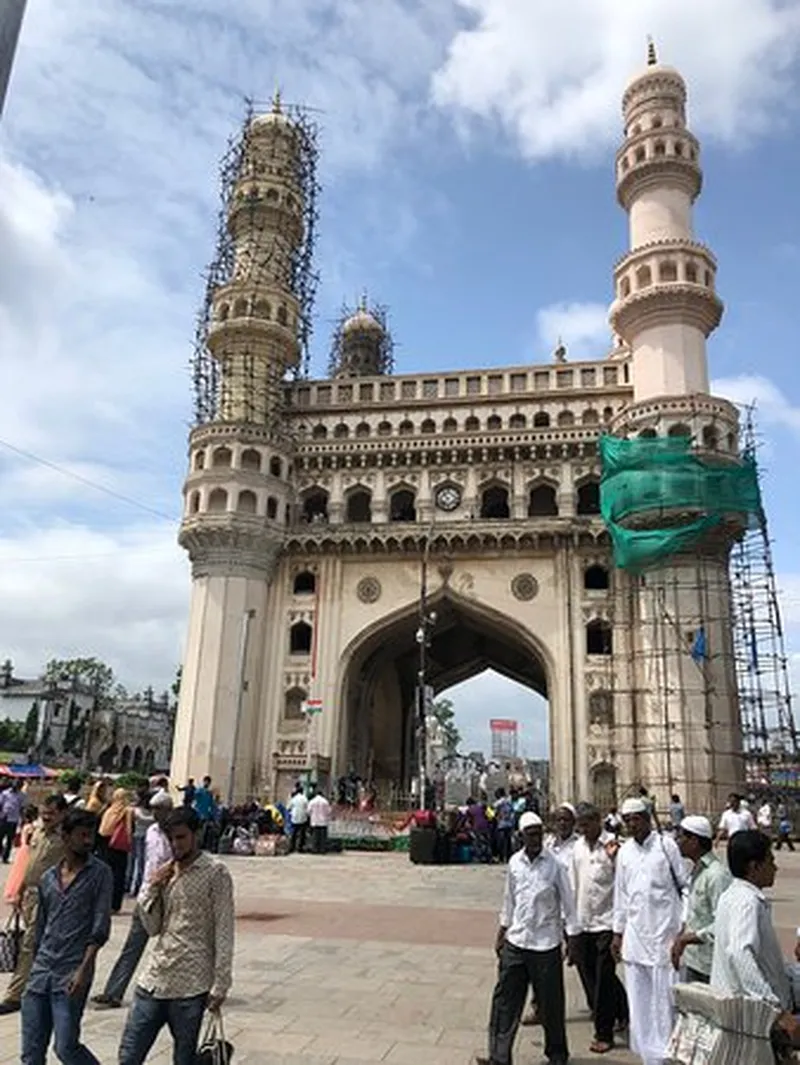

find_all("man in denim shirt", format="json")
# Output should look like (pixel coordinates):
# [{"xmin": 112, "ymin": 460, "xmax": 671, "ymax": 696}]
[{"xmin": 21, "ymin": 808, "xmax": 113, "ymax": 1065}]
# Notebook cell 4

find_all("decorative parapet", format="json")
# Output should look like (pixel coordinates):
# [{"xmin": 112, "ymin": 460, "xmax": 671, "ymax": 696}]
[{"xmin": 178, "ymin": 513, "xmax": 282, "ymax": 579}]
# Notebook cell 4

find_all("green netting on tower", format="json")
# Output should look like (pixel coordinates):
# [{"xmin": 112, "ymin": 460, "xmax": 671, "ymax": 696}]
[{"xmin": 599, "ymin": 434, "xmax": 761, "ymax": 572}]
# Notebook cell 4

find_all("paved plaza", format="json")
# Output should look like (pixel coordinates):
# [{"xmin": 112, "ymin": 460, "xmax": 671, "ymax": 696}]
[{"xmin": 2, "ymin": 848, "xmax": 800, "ymax": 1064}]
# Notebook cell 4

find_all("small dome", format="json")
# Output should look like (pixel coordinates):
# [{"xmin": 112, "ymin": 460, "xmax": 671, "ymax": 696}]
[
  {"xmin": 342, "ymin": 308, "xmax": 384, "ymax": 336},
  {"xmin": 251, "ymin": 88, "xmax": 293, "ymax": 131},
  {"xmin": 623, "ymin": 42, "xmax": 686, "ymax": 104}
]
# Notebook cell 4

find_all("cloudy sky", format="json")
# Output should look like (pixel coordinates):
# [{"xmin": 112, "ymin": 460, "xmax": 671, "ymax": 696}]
[{"xmin": 3, "ymin": 0, "xmax": 800, "ymax": 758}]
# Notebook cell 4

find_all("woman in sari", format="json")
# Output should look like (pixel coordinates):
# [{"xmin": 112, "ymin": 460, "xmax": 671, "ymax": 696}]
[{"xmin": 98, "ymin": 788, "xmax": 133, "ymax": 912}]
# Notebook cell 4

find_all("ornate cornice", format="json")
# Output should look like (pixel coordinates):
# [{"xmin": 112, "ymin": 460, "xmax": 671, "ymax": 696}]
[
  {"xmin": 611, "ymin": 394, "xmax": 739, "ymax": 435},
  {"xmin": 283, "ymin": 518, "xmax": 611, "ymax": 557},
  {"xmin": 610, "ymin": 284, "xmax": 723, "ymax": 340},
  {"xmin": 178, "ymin": 515, "xmax": 283, "ymax": 580},
  {"xmin": 617, "ymin": 157, "xmax": 701, "ymax": 209},
  {"xmin": 613, "ymin": 238, "xmax": 716, "ymax": 274},
  {"xmin": 188, "ymin": 421, "xmax": 296, "ymax": 453}
]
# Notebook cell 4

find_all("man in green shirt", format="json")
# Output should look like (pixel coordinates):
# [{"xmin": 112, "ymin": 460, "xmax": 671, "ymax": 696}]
[{"xmin": 671, "ymin": 815, "xmax": 731, "ymax": 983}]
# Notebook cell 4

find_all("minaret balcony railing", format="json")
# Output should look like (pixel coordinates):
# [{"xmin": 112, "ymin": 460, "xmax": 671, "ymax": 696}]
[
  {"xmin": 206, "ymin": 315, "xmax": 299, "ymax": 362},
  {"xmin": 616, "ymin": 151, "xmax": 701, "ymax": 210},
  {"xmin": 610, "ymin": 282, "xmax": 723, "ymax": 340}
]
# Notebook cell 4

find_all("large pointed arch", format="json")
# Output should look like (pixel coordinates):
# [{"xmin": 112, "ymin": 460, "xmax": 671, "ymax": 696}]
[{"xmin": 335, "ymin": 587, "xmax": 554, "ymax": 786}]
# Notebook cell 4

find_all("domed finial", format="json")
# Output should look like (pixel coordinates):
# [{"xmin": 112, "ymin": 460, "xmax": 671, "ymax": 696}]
[
  {"xmin": 553, "ymin": 338, "xmax": 567, "ymax": 363},
  {"xmin": 272, "ymin": 85, "xmax": 282, "ymax": 113},
  {"xmin": 647, "ymin": 36, "xmax": 658, "ymax": 66},
  {"xmin": 359, "ymin": 289, "xmax": 368, "ymax": 311}
]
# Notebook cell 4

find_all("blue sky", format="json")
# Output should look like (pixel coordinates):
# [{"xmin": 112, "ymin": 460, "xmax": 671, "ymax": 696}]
[{"xmin": 2, "ymin": 0, "xmax": 800, "ymax": 758}]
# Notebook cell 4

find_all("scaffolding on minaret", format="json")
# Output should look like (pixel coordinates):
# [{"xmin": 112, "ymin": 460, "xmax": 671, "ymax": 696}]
[
  {"xmin": 729, "ymin": 406, "xmax": 799, "ymax": 790},
  {"xmin": 191, "ymin": 96, "xmax": 321, "ymax": 426}
]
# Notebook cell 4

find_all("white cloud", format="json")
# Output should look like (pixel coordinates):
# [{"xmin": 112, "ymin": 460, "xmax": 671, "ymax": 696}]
[
  {"xmin": 536, "ymin": 301, "xmax": 610, "ymax": 360},
  {"xmin": 0, "ymin": 524, "xmax": 187, "ymax": 693},
  {"xmin": 431, "ymin": 0, "xmax": 800, "ymax": 161},
  {"xmin": 712, "ymin": 375, "xmax": 800, "ymax": 435}
]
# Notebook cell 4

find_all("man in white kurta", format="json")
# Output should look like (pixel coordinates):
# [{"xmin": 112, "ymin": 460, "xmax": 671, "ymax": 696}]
[{"xmin": 612, "ymin": 797, "xmax": 687, "ymax": 1065}]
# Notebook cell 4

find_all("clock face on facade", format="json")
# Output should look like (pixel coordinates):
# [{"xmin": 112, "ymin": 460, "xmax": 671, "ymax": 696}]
[{"xmin": 435, "ymin": 484, "xmax": 461, "ymax": 512}]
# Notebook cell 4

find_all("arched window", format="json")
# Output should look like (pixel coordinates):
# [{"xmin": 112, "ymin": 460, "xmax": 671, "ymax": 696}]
[
  {"xmin": 589, "ymin": 691, "xmax": 614, "ymax": 727},
  {"xmin": 233, "ymin": 298, "xmax": 248, "ymax": 317},
  {"xmin": 576, "ymin": 480, "xmax": 601, "ymax": 515},
  {"xmin": 528, "ymin": 484, "xmax": 558, "ymax": 517},
  {"xmin": 302, "ymin": 488, "xmax": 328, "ymax": 523},
  {"xmin": 212, "ymin": 446, "xmax": 232, "ymax": 468},
  {"xmin": 420, "ymin": 419, "xmax": 436, "ymax": 434},
  {"xmin": 668, "ymin": 423, "xmax": 691, "ymax": 438},
  {"xmin": 582, "ymin": 409, "xmax": 599, "ymax": 426},
  {"xmin": 487, "ymin": 415, "xmax": 502, "ymax": 431},
  {"xmin": 509, "ymin": 413, "xmax": 526, "ymax": 429},
  {"xmin": 284, "ymin": 687, "xmax": 307, "ymax": 720},
  {"xmin": 237, "ymin": 490, "xmax": 257, "ymax": 514},
  {"xmin": 290, "ymin": 622, "xmax": 313, "ymax": 655},
  {"xmin": 684, "ymin": 261, "xmax": 698, "ymax": 284},
  {"xmin": 377, "ymin": 421, "xmax": 392, "ymax": 436},
  {"xmin": 189, "ymin": 491, "xmax": 201, "ymax": 515},
  {"xmin": 120, "ymin": 745, "xmax": 132, "ymax": 770},
  {"xmin": 217, "ymin": 303, "xmax": 230, "ymax": 322},
  {"xmin": 253, "ymin": 299, "xmax": 271, "ymax": 319},
  {"xmin": 133, "ymin": 746, "xmax": 144, "ymax": 771},
  {"xmin": 619, "ymin": 276, "xmax": 631, "ymax": 299},
  {"xmin": 334, "ymin": 423, "xmax": 349, "ymax": 439},
  {"xmin": 443, "ymin": 417, "xmax": 458, "ymax": 433},
  {"xmin": 276, "ymin": 304, "xmax": 288, "ymax": 326},
  {"xmin": 480, "ymin": 484, "xmax": 510, "ymax": 520},
  {"xmin": 270, "ymin": 456, "xmax": 282, "ymax": 478},
  {"xmin": 702, "ymin": 425, "xmax": 719, "ymax": 450},
  {"xmin": 602, "ymin": 407, "xmax": 614, "ymax": 422},
  {"xmin": 312, "ymin": 424, "xmax": 327, "ymax": 440},
  {"xmin": 267, "ymin": 496, "xmax": 278, "ymax": 519},
  {"xmin": 389, "ymin": 488, "xmax": 416, "ymax": 522},
  {"xmin": 193, "ymin": 451, "xmax": 205, "ymax": 471},
  {"xmin": 557, "ymin": 410, "xmax": 574, "ymax": 427},
  {"xmin": 144, "ymin": 750, "xmax": 155, "ymax": 774},
  {"xmin": 533, "ymin": 411, "xmax": 550, "ymax": 428},
  {"xmin": 398, "ymin": 420, "xmax": 414, "ymax": 436},
  {"xmin": 586, "ymin": 619, "xmax": 613, "ymax": 656},
  {"xmin": 584, "ymin": 564, "xmax": 610, "ymax": 591},
  {"xmin": 465, "ymin": 416, "xmax": 480, "ymax": 432},
  {"xmin": 636, "ymin": 264, "xmax": 652, "ymax": 288},
  {"xmin": 346, "ymin": 488, "xmax": 372, "ymax": 523},
  {"xmin": 639, "ymin": 428, "xmax": 657, "ymax": 438},
  {"xmin": 659, "ymin": 260, "xmax": 677, "ymax": 282},
  {"xmin": 293, "ymin": 571, "xmax": 315, "ymax": 595},
  {"xmin": 355, "ymin": 422, "xmax": 371, "ymax": 438},
  {"xmin": 208, "ymin": 488, "xmax": 228, "ymax": 513},
  {"xmin": 240, "ymin": 448, "xmax": 261, "ymax": 472}
]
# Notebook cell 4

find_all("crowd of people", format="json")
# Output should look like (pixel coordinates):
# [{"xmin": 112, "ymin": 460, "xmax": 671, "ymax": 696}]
[
  {"xmin": 0, "ymin": 775, "xmax": 234, "ymax": 1065},
  {"xmin": 475, "ymin": 789, "xmax": 800, "ymax": 1065}
]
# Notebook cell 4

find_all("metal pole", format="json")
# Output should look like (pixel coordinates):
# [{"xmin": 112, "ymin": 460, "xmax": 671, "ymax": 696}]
[
  {"xmin": 417, "ymin": 537, "xmax": 428, "ymax": 808},
  {"xmin": 0, "ymin": 0, "xmax": 27, "ymax": 119},
  {"xmin": 227, "ymin": 608, "xmax": 255, "ymax": 807}
]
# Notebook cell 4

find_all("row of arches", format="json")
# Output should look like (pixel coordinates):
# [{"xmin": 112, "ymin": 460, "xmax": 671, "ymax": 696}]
[
  {"xmin": 300, "ymin": 479, "xmax": 602, "ymax": 524},
  {"xmin": 618, "ymin": 257, "xmax": 712, "ymax": 299},
  {"xmin": 636, "ymin": 423, "xmax": 734, "ymax": 451},
  {"xmin": 619, "ymin": 134, "xmax": 696, "ymax": 174},
  {"xmin": 189, "ymin": 487, "xmax": 287, "ymax": 521},
  {"xmin": 288, "ymin": 564, "xmax": 610, "ymax": 597},
  {"xmin": 194, "ymin": 447, "xmax": 286, "ymax": 478},
  {"xmin": 118, "ymin": 745, "xmax": 156, "ymax": 772},
  {"xmin": 308, "ymin": 407, "xmax": 608, "ymax": 441},
  {"xmin": 215, "ymin": 295, "xmax": 292, "ymax": 328}
]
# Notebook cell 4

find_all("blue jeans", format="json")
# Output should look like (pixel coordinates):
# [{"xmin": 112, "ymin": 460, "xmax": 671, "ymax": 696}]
[
  {"xmin": 103, "ymin": 909, "xmax": 149, "ymax": 1003},
  {"xmin": 119, "ymin": 988, "xmax": 207, "ymax": 1065},
  {"xmin": 126, "ymin": 836, "xmax": 146, "ymax": 895},
  {"xmin": 21, "ymin": 987, "xmax": 99, "ymax": 1065}
]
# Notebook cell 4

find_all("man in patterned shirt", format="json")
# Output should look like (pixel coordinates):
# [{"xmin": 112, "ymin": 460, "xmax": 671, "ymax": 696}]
[{"xmin": 118, "ymin": 806, "xmax": 235, "ymax": 1065}]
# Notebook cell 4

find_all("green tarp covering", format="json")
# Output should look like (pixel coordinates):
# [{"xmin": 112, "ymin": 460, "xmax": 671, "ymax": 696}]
[{"xmin": 599, "ymin": 434, "xmax": 761, "ymax": 572}]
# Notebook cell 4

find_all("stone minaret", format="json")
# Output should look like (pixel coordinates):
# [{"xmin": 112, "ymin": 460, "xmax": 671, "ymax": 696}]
[
  {"xmin": 172, "ymin": 94, "xmax": 307, "ymax": 799},
  {"xmin": 608, "ymin": 46, "xmax": 742, "ymax": 812},
  {"xmin": 0, "ymin": 0, "xmax": 27, "ymax": 117}
]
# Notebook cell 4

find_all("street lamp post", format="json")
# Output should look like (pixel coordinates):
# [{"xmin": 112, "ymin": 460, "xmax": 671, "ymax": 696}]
[{"xmin": 415, "ymin": 528, "xmax": 437, "ymax": 809}]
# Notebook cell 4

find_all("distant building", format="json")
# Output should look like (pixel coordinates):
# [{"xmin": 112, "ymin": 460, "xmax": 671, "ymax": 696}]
[
  {"xmin": 0, "ymin": 661, "xmax": 175, "ymax": 773},
  {"xmin": 490, "ymin": 719, "xmax": 519, "ymax": 760}
]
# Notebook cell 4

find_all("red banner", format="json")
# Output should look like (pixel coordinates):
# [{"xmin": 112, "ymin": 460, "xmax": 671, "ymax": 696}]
[{"xmin": 489, "ymin": 719, "xmax": 518, "ymax": 732}]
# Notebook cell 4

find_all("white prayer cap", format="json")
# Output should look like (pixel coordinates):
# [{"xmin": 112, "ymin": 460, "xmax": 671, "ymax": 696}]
[
  {"xmin": 519, "ymin": 811, "xmax": 543, "ymax": 831},
  {"xmin": 620, "ymin": 797, "xmax": 648, "ymax": 816},
  {"xmin": 680, "ymin": 815, "xmax": 712, "ymax": 840},
  {"xmin": 557, "ymin": 802, "xmax": 577, "ymax": 816}
]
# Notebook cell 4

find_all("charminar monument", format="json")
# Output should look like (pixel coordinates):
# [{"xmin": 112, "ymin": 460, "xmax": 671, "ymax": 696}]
[{"xmin": 171, "ymin": 47, "xmax": 752, "ymax": 814}]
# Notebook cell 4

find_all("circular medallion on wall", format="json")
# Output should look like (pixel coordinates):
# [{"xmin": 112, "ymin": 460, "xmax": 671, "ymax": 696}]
[
  {"xmin": 435, "ymin": 483, "xmax": 462, "ymax": 512},
  {"xmin": 356, "ymin": 576, "xmax": 382, "ymax": 604},
  {"xmin": 511, "ymin": 573, "xmax": 538, "ymax": 602}
]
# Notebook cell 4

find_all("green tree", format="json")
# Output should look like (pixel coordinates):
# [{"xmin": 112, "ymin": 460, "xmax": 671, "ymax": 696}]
[
  {"xmin": 45, "ymin": 657, "xmax": 116, "ymax": 704},
  {"xmin": 431, "ymin": 697, "xmax": 461, "ymax": 755}
]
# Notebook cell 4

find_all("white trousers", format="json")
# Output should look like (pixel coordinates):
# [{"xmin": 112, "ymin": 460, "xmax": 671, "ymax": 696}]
[{"xmin": 624, "ymin": 960, "xmax": 677, "ymax": 1065}]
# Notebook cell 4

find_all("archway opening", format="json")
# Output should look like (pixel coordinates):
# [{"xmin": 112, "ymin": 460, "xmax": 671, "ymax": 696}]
[{"xmin": 339, "ymin": 592, "xmax": 549, "ymax": 805}]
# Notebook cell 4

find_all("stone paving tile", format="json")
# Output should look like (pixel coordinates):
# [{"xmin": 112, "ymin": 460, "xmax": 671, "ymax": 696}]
[{"xmin": 2, "ymin": 850, "xmax": 798, "ymax": 1063}]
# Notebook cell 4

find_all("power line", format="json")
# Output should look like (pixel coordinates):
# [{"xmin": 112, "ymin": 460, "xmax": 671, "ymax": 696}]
[{"xmin": 0, "ymin": 437, "xmax": 178, "ymax": 522}]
